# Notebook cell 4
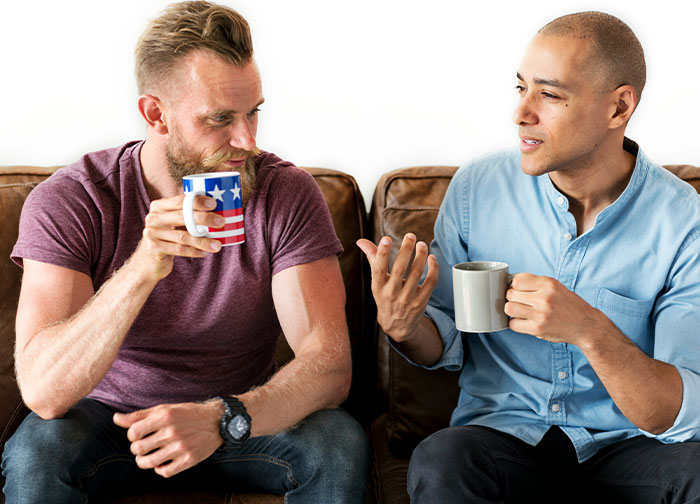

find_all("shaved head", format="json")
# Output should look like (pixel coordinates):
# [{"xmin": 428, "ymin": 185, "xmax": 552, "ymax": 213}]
[{"xmin": 538, "ymin": 11, "xmax": 646, "ymax": 100}]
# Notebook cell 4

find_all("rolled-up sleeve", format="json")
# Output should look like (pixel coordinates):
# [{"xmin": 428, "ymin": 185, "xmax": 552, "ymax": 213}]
[{"xmin": 643, "ymin": 229, "xmax": 700, "ymax": 442}]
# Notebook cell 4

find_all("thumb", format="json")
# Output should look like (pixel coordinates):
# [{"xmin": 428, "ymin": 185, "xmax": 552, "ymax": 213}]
[{"xmin": 113, "ymin": 408, "xmax": 149, "ymax": 428}]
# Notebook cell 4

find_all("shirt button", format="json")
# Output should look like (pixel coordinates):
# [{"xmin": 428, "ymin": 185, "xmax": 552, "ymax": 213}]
[
  {"xmin": 557, "ymin": 196, "xmax": 566, "ymax": 206},
  {"xmin": 558, "ymin": 371, "xmax": 568, "ymax": 380},
  {"xmin": 564, "ymin": 232, "xmax": 573, "ymax": 241},
  {"xmin": 551, "ymin": 403, "xmax": 561, "ymax": 413}
]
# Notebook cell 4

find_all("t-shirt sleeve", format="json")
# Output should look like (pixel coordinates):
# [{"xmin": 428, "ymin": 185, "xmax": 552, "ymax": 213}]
[
  {"xmin": 266, "ymin": 167, "xmax": 343, "ymax": 276},
  {"xmin": 11, "ymin": 173, "xmax": 99, "ymax": 277}
]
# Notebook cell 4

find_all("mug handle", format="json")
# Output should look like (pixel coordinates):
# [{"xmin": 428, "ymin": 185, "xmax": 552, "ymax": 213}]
[{"xmin": 183, "ymin": 190, "xmax": 209, "ymax": 237}]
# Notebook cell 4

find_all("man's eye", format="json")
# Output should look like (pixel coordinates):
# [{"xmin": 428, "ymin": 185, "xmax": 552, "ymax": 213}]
[
  {"xmin": 542, "ymin": 92, "xmax": 559, "ymax": 100},
  {"xmin": 515, "ymin": 85, "xmax": 526, "ymax": 93},
  {"xmin": 214, "ymin": 115, "xmax": 229, "ymax": 122},
  {"xmin": 247, "ymin": 107, "xmax": 261, "ymax": 117}
]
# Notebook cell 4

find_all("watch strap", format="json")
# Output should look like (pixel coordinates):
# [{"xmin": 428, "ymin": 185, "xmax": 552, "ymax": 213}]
[{"xmin": 216, "ymin": 396, "xmax": 251, "ymax": 445}]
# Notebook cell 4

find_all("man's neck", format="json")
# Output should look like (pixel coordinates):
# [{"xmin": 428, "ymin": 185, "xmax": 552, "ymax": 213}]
[
  {"xmin": 139, "ymin": 137, "xmax": 180, "ymax": 201},
  {"xmin": 549, "ymin": 137, "xmax": 637, "ymax": 235}
]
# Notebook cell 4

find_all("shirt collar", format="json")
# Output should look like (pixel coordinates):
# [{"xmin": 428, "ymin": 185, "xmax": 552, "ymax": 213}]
[{"xmin": 538, "ymin": 137, "xmax": 651, "ymax": 225}]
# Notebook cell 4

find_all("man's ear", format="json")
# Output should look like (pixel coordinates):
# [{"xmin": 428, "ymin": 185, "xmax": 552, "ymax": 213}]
[
  {"xmin": 608, "ymin": 85, "xmax": 637, "ymax": 129},
  {"xmin": 138, "ymin": 94, "xmax": 169, "ymax": 135}
]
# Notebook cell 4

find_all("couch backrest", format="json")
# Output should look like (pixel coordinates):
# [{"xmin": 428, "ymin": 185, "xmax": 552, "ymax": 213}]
[
  {"xmin": 0, "ymin": 165, "xmax": 370, "ymax": 445},
  {"xmin": 0, "ymin": 166, "xmax": 59, "ymax": 446},
  {"xmin": 370, "ymin": 163, "xmax": 700, "ymax": 458},
  {"xmin": 368, "ymin": 165, "xmax": 460, "ymax": 457}
]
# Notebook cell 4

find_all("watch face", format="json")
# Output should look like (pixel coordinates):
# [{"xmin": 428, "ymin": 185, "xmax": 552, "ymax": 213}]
[{"xmin": 227, "ymin": 414, "xmax": 250, "ymax": 440}]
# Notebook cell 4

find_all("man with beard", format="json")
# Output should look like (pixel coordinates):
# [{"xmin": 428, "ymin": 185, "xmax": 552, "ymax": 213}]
[
  {"xmin": 2, "ymin": 2, "xmax": 370, "ymax": 502},
  {"xmin": 359, "ymin": 11, "xmax": 700, "ymax": 503}
]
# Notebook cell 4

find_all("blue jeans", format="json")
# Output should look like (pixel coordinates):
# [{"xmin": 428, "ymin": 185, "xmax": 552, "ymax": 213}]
[{"xmin": 2, "ymin": 399, "xmax": 371, "ymax": 503}]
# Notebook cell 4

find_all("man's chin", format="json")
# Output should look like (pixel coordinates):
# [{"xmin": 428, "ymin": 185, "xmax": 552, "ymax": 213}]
[{"xmin": 520, "ymin": 160, "xmax": 546, "ymax": 177}]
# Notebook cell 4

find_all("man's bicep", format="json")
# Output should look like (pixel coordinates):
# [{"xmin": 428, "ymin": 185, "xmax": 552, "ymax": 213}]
[
  {"xmin": 16, "ymin": 259, "xmax": 95, "ymax": 348},
  {"xmin": 270, "ymin": 256, "xmax": 349, "ymax": 357}
]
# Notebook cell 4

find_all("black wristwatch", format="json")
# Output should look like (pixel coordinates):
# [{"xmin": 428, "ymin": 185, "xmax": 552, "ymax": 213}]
[{"xmin": 216, "ymin": 396, "xmax": 251, "ymax": 445}]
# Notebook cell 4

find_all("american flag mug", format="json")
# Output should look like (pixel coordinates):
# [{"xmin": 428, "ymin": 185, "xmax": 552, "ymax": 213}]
[{"xmin": 183, "ymin": 172, "xmax": 245, "ymax": 246}]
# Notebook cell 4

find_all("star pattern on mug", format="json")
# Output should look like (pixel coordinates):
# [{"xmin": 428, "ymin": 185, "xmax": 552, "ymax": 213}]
[
  {"xmin": 208, "ymin": 184, "xmax": 226, "ymax": 202},
  {"xmin": 230, "ymin": 183, "xmax": 241, "ymax": 201}
]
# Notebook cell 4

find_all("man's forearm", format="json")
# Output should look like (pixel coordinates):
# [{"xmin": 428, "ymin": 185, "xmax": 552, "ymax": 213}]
[
  {"xmin": 578, "ymin": 318, "xmax": 683, "ymax": 435},
  {"xmin": 390, "ymin": 315, "xmax": 444, "ymax": 367},
  {"xmin": 239, "ymin": 342, "xmax": 352, "ymax": 437},
  {"xmin": 16, "ymin": 259, "xmax": 159, "ymax": 419}
]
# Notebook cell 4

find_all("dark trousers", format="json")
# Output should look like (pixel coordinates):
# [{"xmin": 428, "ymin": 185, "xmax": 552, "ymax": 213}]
[{"xmin": 408, "ymin": 425, "xmax": 700, "ymax": 503}]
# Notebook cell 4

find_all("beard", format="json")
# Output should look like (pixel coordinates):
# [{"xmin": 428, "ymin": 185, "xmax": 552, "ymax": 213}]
[{"xmin": 166, "ymin": 128, "xmax": 258, "ymax": 207}]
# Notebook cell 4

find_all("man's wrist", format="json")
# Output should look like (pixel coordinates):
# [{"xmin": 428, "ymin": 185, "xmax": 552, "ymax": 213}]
[{"xmin": 215, "ymin": 396, "xmax": 252, "ymax": 445}]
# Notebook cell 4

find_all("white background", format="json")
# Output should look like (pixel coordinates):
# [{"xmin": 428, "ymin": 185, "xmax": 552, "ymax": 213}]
[{"xmin": 2, "ymin": 0, "xmax": 698, "ymax": 204}]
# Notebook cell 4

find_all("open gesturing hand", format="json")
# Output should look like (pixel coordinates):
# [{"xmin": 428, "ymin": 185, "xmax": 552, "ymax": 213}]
[{"xmin": 357, "ymin": 233, "xmax": 439, "ymax": 342}]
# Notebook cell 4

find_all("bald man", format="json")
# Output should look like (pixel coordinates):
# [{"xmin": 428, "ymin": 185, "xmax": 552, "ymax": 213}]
[{"xmin": 359, "ymin": 11, "xmax": 700, "ymax": 503}]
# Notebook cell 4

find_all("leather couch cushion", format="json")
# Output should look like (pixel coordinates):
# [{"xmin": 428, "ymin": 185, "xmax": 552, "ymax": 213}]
[
  {"xmin": 303, "ymin": 168, "xmax": 371, "ymax": 420},
  {"xmin": 369, "ymin": 413, "xmax": 410, "ymax": 504},
  {"xmin": 0, "ymin": 169, "xmax": 58, "ymax": 449},
  {"xmin": 369, "ymin": 166, "xmax": 460, "ymax": 458}
]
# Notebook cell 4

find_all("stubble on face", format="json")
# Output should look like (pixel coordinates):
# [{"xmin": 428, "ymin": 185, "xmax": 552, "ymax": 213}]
[
  {"xmin": 166, "ymin": 124, "xmax": 258, "ymax": 207},
  {"xmin": 515, "ymin": 35, "xmax": 611, "ymax": 178}
]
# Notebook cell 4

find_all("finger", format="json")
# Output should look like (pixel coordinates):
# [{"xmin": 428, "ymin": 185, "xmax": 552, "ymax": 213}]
[
  {"xmin": 130, "ymin": 427, "xmax": 170, "ymax": 456},
  {"xmin": 504, "ymin": 300, "xmax": 534, "ymax": 320},
  {"xmin": 125, "ymin": 411, "xmax": 164, "ymax": 443},
  {"xmin": 356, "ymin": 239, "xmax": 378, "ymax": 266},
  {"xmin": 143, "ymin": 227, "xmax": 222, "ymax": 255},
  {"xmin": 508, "ymin": 317, "xmax": 535, "ymax": 335},
  {"xmin": 416, "ymin": 254, "xmax": 439, "ymax": 301},
  {"xmin": 149, "ymin": 194, "xmax": 217, "ymax": 213},
  {"xmin": 404, "ymin": 241, "xmax": 430, "ymax": 294},
  {"xmin": 113, "ymin": 409, "xmax": 150, "ymax": 429},
  {"xmin": 505, "ymin": 287, "xmax": 537, "ymax": 307},
  {"xmin": 371, "ymin": 236, "xmax": 392, "ymax": 281},
  {"xmin": 510, "ymin": 273, "xmax": 541, "ymax": 292},
  {"xmin": 145, "ymin": 209, "xmax": 225, "ymax": 230},
  {"xmin": 135, "ymin": 443, "xmax": 178, "ymax": 471},
  {"xmin": 388, "ymin": 234, "xmax": 417, "ymax": 287},
  {"xmin": 154, "ymin": 454, "xmax": 194, "ymax": 479}
]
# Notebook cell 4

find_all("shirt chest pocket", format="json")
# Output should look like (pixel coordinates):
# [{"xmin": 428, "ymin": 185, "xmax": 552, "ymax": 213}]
[{"xmin": 595, "ymin": 287, "xmax": 655, "ymax": 349}]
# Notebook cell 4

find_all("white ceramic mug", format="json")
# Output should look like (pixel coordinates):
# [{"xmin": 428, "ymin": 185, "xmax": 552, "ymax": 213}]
[{"xmin": 452, "ymin": 261, "xmax": 513, "ymax": 332}]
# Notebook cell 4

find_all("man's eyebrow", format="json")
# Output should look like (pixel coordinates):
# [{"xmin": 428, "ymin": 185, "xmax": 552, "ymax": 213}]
[
  {"xmin": 206, "ymin": 99, "xmax": 266, "ymax": 117},
  {"xmin": 516, "ymin": 72, "xmax": 572, "ymax": 91}
]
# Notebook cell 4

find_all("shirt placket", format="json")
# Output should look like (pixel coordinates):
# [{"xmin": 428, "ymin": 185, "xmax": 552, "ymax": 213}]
[{"xmin": 546, "ymin": 192, "xmax": 587, "ymax": 426}]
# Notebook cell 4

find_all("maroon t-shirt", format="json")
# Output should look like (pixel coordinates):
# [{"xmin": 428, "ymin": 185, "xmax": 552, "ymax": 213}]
[{"xmin": 12, "ymin": 141, "xmax": 343, "ymax": 412}]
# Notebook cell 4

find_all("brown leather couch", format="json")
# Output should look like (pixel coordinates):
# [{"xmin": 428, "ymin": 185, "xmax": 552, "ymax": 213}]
[
  {"xmin": 366, "ymin": 162, "xmax": 700, "ymax": 504},
  {"xmin": 0, "ymin": 165, "xmax": 370, "ymax": 504},
  {"xmin": 3, "ymin": 161, "xmax": 700, "ymax": 503}
]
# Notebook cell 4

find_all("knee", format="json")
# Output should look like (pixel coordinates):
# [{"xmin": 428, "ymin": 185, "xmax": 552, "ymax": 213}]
[
  {"xmin": 2, "ymin": 404, "xmax": 106, "ymax": 482},
  {"xmin": 408, "ymin": 428, "xmax": 457, "ymax": 490},
  {"xmin": 304, "ymin": 409, "xmax": 370, "ymax": 471},
  {"xmin": 408, "ymin": 427, "xmax": 493, "ymax": 494},
  {"xmin": 293, "ymin": 409, "xmax": 371, "ymax": 491},
  {"xmin": 3, "ymin": 412, "xmax": 79, "ymax": 478}
]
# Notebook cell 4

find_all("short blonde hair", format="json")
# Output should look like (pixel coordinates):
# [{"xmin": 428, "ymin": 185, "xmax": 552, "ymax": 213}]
[{"xmin": 135, "ymin": 1, "xmax": 253, "ymax": 95}]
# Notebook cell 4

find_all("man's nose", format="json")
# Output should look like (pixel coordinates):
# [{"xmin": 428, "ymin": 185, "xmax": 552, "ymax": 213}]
[
  {"xmin": 230, "ymin": 120, "xmax": 256, "ymax": 151},
  {"xmin": 513, "ymin": 95, "xmax": 537, "ymax": 126}
]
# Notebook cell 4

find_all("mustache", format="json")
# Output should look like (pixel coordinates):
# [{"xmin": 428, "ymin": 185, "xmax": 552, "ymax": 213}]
[{"xmin": 201, "ymin": 147, "xmax": 261, "ymax": 169}]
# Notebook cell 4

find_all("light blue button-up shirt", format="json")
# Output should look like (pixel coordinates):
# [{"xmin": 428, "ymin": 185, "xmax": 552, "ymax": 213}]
[{"xmin": 417, "ymin": 141, "xmax": 700, "ymax": 462}]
